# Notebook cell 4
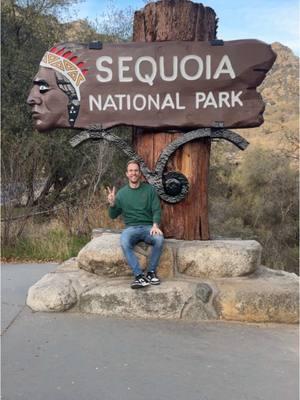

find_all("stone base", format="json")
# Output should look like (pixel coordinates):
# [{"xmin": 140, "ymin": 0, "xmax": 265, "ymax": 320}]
[{"xmin": 26, "ymin": 258, "xmax": 299, "ymax": 323}]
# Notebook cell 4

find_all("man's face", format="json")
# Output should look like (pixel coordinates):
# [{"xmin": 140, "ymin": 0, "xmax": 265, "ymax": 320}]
[
  {"xmin": 27, "ymin": 67, "xmax": 69, "ymax": 132},
  {"xmin": 126, "ymin": 163, "xmax": 141, "ymax": 185}
]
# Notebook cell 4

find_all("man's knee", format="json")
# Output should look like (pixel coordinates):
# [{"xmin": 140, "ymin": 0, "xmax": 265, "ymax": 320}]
[
  {"xmin": 153, "ymin": 234, "xmax": 164, "ymax": 247},
  {"xmin": 120, "ymin": 231, "xmax": 131, "ymax": 249}
]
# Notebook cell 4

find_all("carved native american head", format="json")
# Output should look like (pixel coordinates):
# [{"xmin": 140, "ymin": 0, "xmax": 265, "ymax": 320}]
[{"xmin": 27, "ymin": 43, "xmax": 88, "ymax": 131}]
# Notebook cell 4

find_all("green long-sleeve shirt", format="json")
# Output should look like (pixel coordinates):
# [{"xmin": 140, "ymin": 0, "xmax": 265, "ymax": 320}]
[{"xmin": 108, "ymin": 182, "xmax": 161, "ymax": 226}]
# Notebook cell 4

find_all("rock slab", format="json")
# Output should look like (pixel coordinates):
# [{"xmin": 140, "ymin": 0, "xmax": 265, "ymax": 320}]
[
  {"xmin": 214, "ymin": 266, "xmax": 299, "ymax": 323},
  {"xmin": 26, "ymin": 259, "xmax": 299, "ymax": 323},
  {"xmin": 78, "ymin": 280, "xmax": 217, "ymax": 320}
]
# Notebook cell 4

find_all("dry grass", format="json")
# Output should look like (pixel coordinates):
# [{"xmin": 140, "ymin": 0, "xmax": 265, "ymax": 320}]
[
  {"xmin": 1, "ymin": 190, "xmax": 125, "ymax": 262},
  {"xmin": 55, "ymin": 189, "xmax": 124, "ymax": 235},
  {"xmin": 1, "ymin": 224, "xmax": 89, "ymax": 262}
]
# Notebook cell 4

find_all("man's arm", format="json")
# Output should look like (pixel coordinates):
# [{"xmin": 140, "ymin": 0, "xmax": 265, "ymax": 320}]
[
  {"xmin": 108, "ymin": 202, "xmax": 122, "ymax": 219},
  {"xmin": 150, "ymin": 187, "xmax": 163, "ymax": 235}
]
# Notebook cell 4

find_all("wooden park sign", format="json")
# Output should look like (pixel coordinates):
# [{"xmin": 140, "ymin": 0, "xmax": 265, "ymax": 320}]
[
  {"xmin": 28, "ymin": 40, "xmax": 275, "ymax": 132},
  {"xmin": 27, "ymin": 1, "xmax": 276, "ymax": 240}
]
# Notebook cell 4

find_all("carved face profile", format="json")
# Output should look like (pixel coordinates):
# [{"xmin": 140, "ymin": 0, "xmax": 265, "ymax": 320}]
[
  {"xmin": 27, "ymin": 45, "xmax": 88, "ymax": 132},
  {"xmin": 27, "ymin": 67, "xmax": 70, "ymax": 132}
]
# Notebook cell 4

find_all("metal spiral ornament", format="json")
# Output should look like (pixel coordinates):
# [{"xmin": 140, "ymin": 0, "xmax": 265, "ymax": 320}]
[
  {"xmin": 163, "ymin": 172, "xmax": 189, "ymax": 197},
  {"xmin": 70, "ymin": 125, "xmax": 249, "ymax": 204}
]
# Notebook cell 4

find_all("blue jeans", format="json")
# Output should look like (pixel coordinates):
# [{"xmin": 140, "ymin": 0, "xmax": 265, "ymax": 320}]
[{"xmin": 120, "ymin": 225, "xmax": 164, "ymax": 277}]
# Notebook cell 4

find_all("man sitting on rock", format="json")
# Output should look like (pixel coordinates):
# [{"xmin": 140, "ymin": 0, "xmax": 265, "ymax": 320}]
[{"xmin": 107, "ymin": 160, "xmax": 164, "ymax": 289}]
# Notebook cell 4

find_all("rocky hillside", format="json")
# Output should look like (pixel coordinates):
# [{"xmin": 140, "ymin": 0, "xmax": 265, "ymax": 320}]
[
  {"xmin": 62, "ymin": 19, "xmax": 110, "ymax": 43},
  {"xmin": 235, "ymin": 42, "xmax": 299, "ymax": 157}
]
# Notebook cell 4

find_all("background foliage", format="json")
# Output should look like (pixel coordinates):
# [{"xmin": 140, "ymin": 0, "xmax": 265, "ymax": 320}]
[
  {"xmin": 209, "ymin": 143, "xmax": 298, "ymax": 273},
  {"xmin": 1, "ymin": 0, "xmax": 129, "ymax": 254}
]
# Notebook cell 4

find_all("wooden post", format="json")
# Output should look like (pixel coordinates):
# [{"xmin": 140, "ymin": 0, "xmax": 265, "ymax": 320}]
[{"xmin": 133, "ymin": 0, "xmax": 217, "ymax": 240}]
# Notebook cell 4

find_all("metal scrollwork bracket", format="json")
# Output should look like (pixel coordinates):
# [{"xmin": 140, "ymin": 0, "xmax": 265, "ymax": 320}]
[{"xmin": 70, "ymin": 125, "xmax": 249, "ymax": 204}]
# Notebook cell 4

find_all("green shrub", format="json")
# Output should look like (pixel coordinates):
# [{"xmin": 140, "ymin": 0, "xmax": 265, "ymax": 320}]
[{"xmin": 209, "ymin": 144, "xmax": 299, "ymax": 274}]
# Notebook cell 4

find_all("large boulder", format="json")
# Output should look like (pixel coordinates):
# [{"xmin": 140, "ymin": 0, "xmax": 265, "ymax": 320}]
[
  {"xmin": 77, "ymin": 233, "xmax": 174, "ymax": 278},
  {"xmin": 78, "ymin": 234, "xmax": 134, "ymax": 277},
  {"xmin": 213, "ymin": 266, "xmax": 299, "ymax": 323},
  {"xmin": 26, "ymin": 259, "xmax": 102, "ymax": 312},
  {"xmin": 177, "ymin": 240, "xmax": 261, "ymax": 278},
  {"xmin": 27, "ymin": 272, "xmax": 77, "ymax": 312}
]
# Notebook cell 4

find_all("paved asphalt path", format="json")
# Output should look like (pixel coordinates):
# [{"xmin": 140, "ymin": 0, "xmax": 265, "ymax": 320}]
[{"xmin": 1, "ymin": 263, "xmax": 299, "ymax": 400}]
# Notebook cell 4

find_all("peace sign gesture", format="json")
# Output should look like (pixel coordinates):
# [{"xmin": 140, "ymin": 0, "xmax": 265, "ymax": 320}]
[{"xmin": 106, "ymin": 186, "xmax": 116, "ymax": 206}]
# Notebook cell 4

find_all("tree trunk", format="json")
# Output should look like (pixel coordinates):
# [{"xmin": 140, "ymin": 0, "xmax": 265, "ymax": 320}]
[{"xmin": 133, "ymin": 0, "xmax": 217, "ymax": 240}]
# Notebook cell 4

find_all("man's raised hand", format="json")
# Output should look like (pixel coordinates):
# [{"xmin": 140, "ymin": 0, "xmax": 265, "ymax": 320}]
[{"xmin": 107, "ymin": 186, "xmax": 116, "ymax": 206}]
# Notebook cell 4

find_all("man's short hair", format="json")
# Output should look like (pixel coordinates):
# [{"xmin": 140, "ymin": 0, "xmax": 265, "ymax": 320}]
[{"xmin": 126, "ymin": 160, "xmax": 141, "ymax": 171}]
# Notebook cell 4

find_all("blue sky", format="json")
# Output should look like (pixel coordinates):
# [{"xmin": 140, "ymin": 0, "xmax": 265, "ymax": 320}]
[{"xmin": 65, "ymin": 0, "xmax": 300, "ymax": 55}]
